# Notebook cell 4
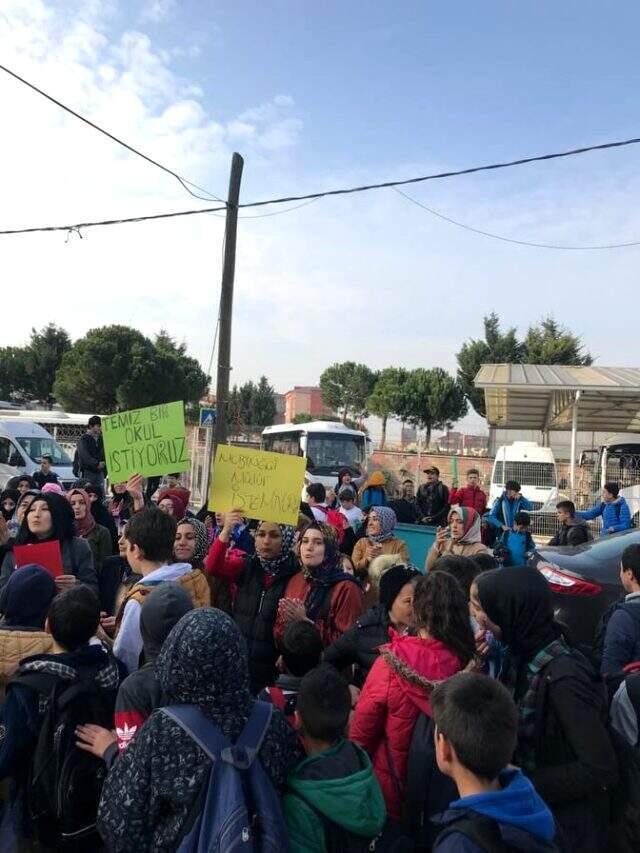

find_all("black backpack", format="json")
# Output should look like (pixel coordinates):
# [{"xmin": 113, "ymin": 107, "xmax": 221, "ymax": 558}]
[
  {"xmin": 12, "ymin": 669, "xmax": 116, "ymax": 849},
  {"xmin": 386, "ymin": 711, "xmax": 458, "ymax": 850},
  {"xmin": 607, "ymin": 673, "xmax": 640, "ymax": 853},
  {"xmin": 434, "ymin": 814, "xmax": 559, "ymax": 852}
]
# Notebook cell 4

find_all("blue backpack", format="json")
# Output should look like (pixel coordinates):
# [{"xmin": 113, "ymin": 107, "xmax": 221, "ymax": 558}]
[{"xmin": 162, "ymin": 701, "xmax": 289, "ymax": 853}]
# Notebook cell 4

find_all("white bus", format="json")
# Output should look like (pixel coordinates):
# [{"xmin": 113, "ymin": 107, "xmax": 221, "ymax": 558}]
[
  {"xmin": 490, "ymin": 441, "xmax": 558, "ymax": 512},
  {"xmin": 262, "ymin": 421, "xmax": 369, "ymax": 495}
]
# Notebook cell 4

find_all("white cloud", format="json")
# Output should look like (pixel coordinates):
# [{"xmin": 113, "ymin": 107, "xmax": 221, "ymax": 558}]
[
  {"xmin": 2, "ymin": 0, "xmax": 640, "ymax": 431},
  {"xmin": 140, "ymin": 0, "xmax": 176, "ymax": 24}
]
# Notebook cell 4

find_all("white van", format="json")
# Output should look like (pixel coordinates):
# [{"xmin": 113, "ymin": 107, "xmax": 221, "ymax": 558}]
[
  {"xmin": 489, "ymin": 442, "xmax": 558, "ymax": 512},
  {"xmin": 0, "ymin": 420, "xmax": 76, "ymax": 490}
]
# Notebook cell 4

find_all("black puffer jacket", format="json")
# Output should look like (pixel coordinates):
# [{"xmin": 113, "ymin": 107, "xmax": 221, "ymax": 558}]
[
  {"xmin": 97, "ymin": 608, "xmax": 300, "ymax": 853},
  {"xmin": 324, "ymin": 603, "xmax": 392, "ymax": 687},
  {"xmin": 233, "ymin": 553, "xmax": 300, "ymax": 694}
]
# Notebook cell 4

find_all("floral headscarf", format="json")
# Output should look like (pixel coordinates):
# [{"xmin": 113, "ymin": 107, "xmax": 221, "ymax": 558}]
[
  {"xmin": 368, "ymin": 506, "xmax": 398, "ymax": 543},
  {"xmin": 256, "ymin": 523, "xmax": 296, "ymax": 577},
  {"xmin": 176, "ymin": 516, "xmax": 210, "ymax": 566},
  {"xmin": 448, "ymin": 506, "xmax": 481, "ymax": 544}
]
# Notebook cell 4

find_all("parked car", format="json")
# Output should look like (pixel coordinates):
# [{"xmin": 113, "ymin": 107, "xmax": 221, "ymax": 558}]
[
  {"xmin": 0, "ymin": 419, "xmax": 75, "ymax": 490},
  {"xmin": 531, "ymin": 529, "xmax": 640, "ymax": 647}
]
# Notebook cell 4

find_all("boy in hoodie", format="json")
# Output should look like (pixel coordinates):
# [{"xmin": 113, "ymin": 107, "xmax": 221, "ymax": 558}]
[
  {"xmin": 113, "ymin": 507, "xmax": 208, "ymax": 674},
  {"xmin": 76, "ymin": 582, "xmax": 194, "ymax": 764},
  {"xmin": 261, "ymin": 620, "xmax": 323, "ymax": 724},
  {"xmin": 431, "ymin": 672, "xmax": 558, "ymax": 853},
  {"xmin": 284, "ymin": 664, "xmax": 386, "ymax": 853},
  {"xmin": 502, "ymin": 511, "xmax": 535, "ymax": 567},
  {"xmin": 0, "ymin": 585, "xmax": 120, "ymax": 843},
  {"xmin": 576, "ymin": 482, "xmax": 632, "ymax": 537}
]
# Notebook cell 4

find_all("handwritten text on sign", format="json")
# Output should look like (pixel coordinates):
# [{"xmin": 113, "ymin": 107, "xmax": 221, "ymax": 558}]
[
  {"xmin": 102, "ymin": 401, "xmax": 190, "ymax": 482},
  {"xmin": 208, "ymin": 445, "xmax": 306, "ymax": 526}
]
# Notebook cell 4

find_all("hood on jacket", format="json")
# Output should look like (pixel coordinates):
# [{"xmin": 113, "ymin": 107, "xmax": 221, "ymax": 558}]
[
  {"xmin": 19, "ymin": 641, "xmax": 120, "ymax": 690},
  {"xmin": 156, "ymin": 607, "xmax": 253, "ymax": 739},
  {"xmin": 287, "ymin": 740, "xmax": 386, "ymax": 837},
  {"xmin": 439, "ymin": 767, "xmax": 556, "ymax": 844},
  {"xmin": 381, "ymin": 635, "xmax": 463, "ymax": 716},
  {"xmin": 140, "ymin": 562, "xmax": 195, "ymax": 585},
  {"xmin": 140, "ymin": 582, "xmax": 193, "ymax": 663}
]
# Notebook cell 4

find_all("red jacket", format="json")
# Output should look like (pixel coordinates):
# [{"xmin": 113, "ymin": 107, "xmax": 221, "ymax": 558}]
[
  {"xmin": 350, "ymin": 635, "xmax": 464, "ymax": 821},
  {"xmin": 449, "ymin": 484, "xmax": 487, "ymax": 516},
  {"xmin": 274, "ymin": 571, "xmax": 364, "ymax": 649}
]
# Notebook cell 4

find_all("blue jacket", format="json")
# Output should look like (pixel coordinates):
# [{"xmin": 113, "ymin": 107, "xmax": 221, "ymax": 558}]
[
  {"xmin": 601, "ymin": 594, "xmax": 640, "ymax": 674},
  {"xmin": 433, "ymin": 768, "xmax": 557, "ymax": 853},
  {"xmin": 361, "ymin": 486, "xmax": 388, "ymax": 512},
  {"xmin": 503, "ymin": 529, "xmax": 536, "ymax": 566},
  {"xmin": 576, "ymin": 497, "xmax": 632, "ymax": 536},
  {"xmin": 487, "ymin": 493, "xmax": 534, "ymax": 531}
]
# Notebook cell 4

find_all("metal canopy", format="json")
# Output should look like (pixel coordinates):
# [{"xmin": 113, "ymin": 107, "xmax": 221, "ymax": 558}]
[{"xmin": 475, "ymin": 364, "xmax": 640, "ymax": 432}]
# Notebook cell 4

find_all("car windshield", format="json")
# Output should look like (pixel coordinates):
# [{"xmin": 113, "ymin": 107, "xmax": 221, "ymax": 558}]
[
  {"xmin": 16, "ymin": 436, "xmax": 72, "ymax": 466},
  {"xmin": 493, "ymin": 461, "xmax": 556, "ymax": 489},
  {"xmin": 306, "ymin": 433, "xmax": 366, "ymax": 476}
]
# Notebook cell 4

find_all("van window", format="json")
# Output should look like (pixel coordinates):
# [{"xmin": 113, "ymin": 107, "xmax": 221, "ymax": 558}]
[
  {"xmin": 0, "ymin": 437, "xmax": 18, "ymax": 466},
  {"xmin": 15, "ymin": 436, "xmax": 72, "ymax": 467},
  {"xmin": 493, "ymin": 461, "xmax": 556, "ymax": 488}
]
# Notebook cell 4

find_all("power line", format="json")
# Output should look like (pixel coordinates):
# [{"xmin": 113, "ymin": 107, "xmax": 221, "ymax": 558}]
[
  {"xmin": 208, "ymin": 196, "xmax": 320, "ymax": 219},
  {"xmin": 2, "ymin": 134, "xmax": 640, "ymax": 236},
  {"xmin": 392, "ymin": 186, "xmax": 640, "ymax": 250},
  {"xmin": 0, "ymin": 62, "xmax": 225, "ymax": 203},
  {"xmin": 238, "ymin": 135, "xmax": 640, "ymax": 209},
  {"xmin": 0, "ymin": 205, "xmax": 226, "ymax": 235}
]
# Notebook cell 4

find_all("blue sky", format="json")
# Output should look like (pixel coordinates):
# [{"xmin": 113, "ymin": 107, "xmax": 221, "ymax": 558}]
[{"xmin": 2, "ymin": 1, "xmax": 640, "ymax": 432}]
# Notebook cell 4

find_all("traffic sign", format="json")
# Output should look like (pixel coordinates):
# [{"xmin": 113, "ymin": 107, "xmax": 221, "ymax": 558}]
[{"xmin": 199, "ymin": 407, "xmax": 217, "ymax": 428}]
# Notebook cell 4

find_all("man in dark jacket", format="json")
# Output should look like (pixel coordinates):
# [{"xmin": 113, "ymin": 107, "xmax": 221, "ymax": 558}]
[
  {"xmin": 0, "ymin": 586, "xmax": 120, "ymax": 843},
  {"xmin": 97, "ymin": 608, "xmax": 300, "ymax": 851},
  {"xmin": 76, "ymin": 416, "xmax": 106, "ymax": 494},
  {"xmin": 417, "ymin": 467, "xmax": 450, "ymax": 526},
  {"xmin": 601, "ymin": 543, "xmax": 640, "ymax": 675},
  {"xmin": 389, "ymin": 479, "xmax": 420, "ymax": 524},
  {"xmin": 548, "ymin": 500, "xmax": 591, "ymax": 547}
]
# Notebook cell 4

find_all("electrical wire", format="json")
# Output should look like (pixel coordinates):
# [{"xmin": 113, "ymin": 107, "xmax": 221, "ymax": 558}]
[
  {"xmin": 0, "ymin": 62, "xmax": 225, "ymax": 203},
  {"xmin": 2, "ymin": 134, "xmax": 640, "ymax": 236},
  {"xmin": 0, "ymin": 205, "xmax": 226, "ymax": 235},
  {"xmin": 391, "ymin": 186, "xmax": 640, "ymax": 250},
  {"xmin": 209, "ymin": 196, "xmax": 321, "ymax": 219},
  {"xmin": 238, "ymin": 136, "xmax": 640, "ymax": 209}
]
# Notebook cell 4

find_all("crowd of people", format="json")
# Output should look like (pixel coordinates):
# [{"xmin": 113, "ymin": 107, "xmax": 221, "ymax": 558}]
[{"xmin": 0, "ymin": 416, "xmax": 638, "ymax": 852}]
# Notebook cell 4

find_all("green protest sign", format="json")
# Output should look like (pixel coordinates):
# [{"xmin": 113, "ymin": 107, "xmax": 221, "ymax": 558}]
[{"xmin": 102, "ymin": 401, "xmax": 190, "ymax": 483}]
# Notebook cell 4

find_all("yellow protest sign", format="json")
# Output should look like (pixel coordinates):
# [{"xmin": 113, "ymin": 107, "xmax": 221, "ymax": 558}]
[{"xmin": 208, "ymin": 445, "xmax": 306, "ymax": 525}]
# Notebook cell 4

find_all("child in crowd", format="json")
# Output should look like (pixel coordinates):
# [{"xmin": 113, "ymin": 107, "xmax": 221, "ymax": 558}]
[
  {"xmin": 260, "ymin": 620, "xmax": 323, "ymax": 724},
  {"xmin": 502, "ymin": 511, "xmax": 535, "ymax": 566},
  {"xmin": 284, "ymin": 665, "xmax": 386, "ymax": 852},
  {"xmin": 338, "ymin": 487, "xmax": 364, "ymax": 531},
  {"xmin": 0, "ymin": 586, "xmax": 120, "ymax": 846},
  {"xmin": 113, "ymin": 508, "xmax": 209, "ymax": 674},
  {"xmin": 431, "ymin": 672, "xmax": 558, "ymax": 852}
]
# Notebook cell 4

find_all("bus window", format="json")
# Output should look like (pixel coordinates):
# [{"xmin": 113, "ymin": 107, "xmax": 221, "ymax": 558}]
[
  {"xmin": 306, "ymin": 434, "xmax": 365, "ymax": 476},
  {"xmin": 262, "ymin": 432, "xmax": 302, "ymax": 457}
]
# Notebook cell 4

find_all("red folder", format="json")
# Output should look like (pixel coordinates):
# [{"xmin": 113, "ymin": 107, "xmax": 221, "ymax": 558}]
[{"xmin": 14, "ymin": 541, "xmax": 64, "ymax": 578}]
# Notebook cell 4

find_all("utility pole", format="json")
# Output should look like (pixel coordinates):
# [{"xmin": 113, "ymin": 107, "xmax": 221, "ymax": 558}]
[{"xmin": 206, "ymin": 152, "xmax": 244, "ymax": 500}]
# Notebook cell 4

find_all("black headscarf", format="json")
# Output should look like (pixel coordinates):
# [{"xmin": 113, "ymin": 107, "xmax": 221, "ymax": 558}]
[
  {"xmin": 301, "ymin": 522, "xmax": 360, "ymax": 621},
  {"xmin": 1, "ymin": 489, "xmax": 20, "ymax": 521},
  {"xmin": 15, "ymin": 492, "xmax": 76, "ymax": 545},
  {"xmin": 475, "ymin": 566, "xmax": 561, "ymax": 662}
]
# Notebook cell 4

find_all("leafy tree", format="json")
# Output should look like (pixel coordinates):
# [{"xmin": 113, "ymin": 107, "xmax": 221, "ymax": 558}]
[
  {"xmin": 524, "ymin": 317, "xmax": 593, "ymax": 366},
  {"xmin": 252, "ymin": 376, "xmax": 277, "ymax": 427},
  {"xmin": 456, "ymin": 313, "xmax": 524, "ymax": 417},
  {"xmin": 0, "ymin": 347, "xmax": 30, "ymax": 402},
  {"xmin": 54, "ymin": 326, "xmax": 208, "ymax": 412},
  {"xmin": 367, "ymin": 367, "xmax": 408, "ymax": 449},
  {"xmin": 292, "ymin": 412, "xmax": 361, "ymax": 430},
  {"xmin": 402, "ymin": 368, "xmax": 468, "ymax": 447},
  {"xmin": 23, "ymin": 324, "xmax": 72, "ymax": 408},
  {"xmin": 320, "ymin": 362, "xmax": 377, "ymax": 423}
]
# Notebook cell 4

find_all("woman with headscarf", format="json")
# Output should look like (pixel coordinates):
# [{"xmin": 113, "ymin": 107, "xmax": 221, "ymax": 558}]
[
  {"xmin": 68, "ymin": 487, "xmax": 113, "ymax": 574},
  {"xmin": 97, "ymin": 608, "xmax": 300, "ymax": 851},
  {"xmin": 0, "ymin": 492, "xmax": 98, "ymax": 596},
  {"xmin": 425, "ymin": 506, "xmax": 490, "ymax": 571},
  {"xmin": 0, "ymin": 564, "xmax": 55, "ymax": 701},
  {"xmin": 351, "ymin": 507, "xmax": 410, "ymax": 586},
  {"xmin": 325, "ymin": 563, "xmax": 420, "ymax": 687},
  {"xmin": 1, "ymin": 489, "xmax": 20, "ymax": 524},
  {"xmin": 276, "ymin": 522, "xmax": 364, "ymax": 649},
  {"xmin": 471, "ymin": 566, "xmax": 618, "ymax": 853},
  {"xmin": 157, "ymin": 489, "xmax": 187, "ymax": 519},
  {"xmin": 205, "ymin": 511, "xmax": 300, "ymax": 693},
  {"xmin": 336, "ymin": 465, "xmax": 365, "ymax": 500},
  {"xmin": 360, "ymin": 471, "xmax": 389, "ymax": 512}
]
